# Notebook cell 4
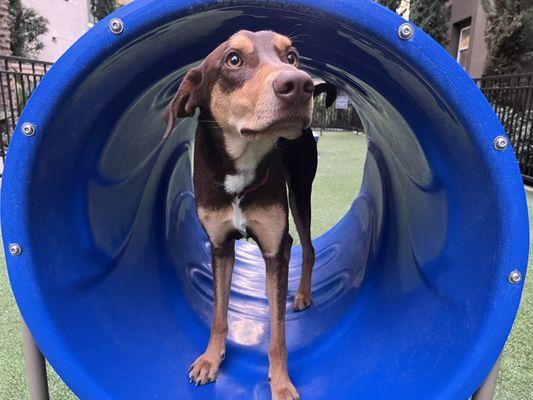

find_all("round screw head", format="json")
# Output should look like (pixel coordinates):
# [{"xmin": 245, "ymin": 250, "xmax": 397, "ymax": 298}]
[
  {"xmin": 109, "ymin": 18, "xmax": 124, "ymax": 35},
  {"xmin": 493, "ymin": 135, "xmax": 508, "ymax": 150},
  {"xmin": 398, "ymin": 23, "xmax": 414, "ymax": 40},
  {"xmin": 8, "ymin": 243, "xmax": 21, "ymax": 256},
  {"xmin": 21, "ymin": 122, "xmax": 35, "ymax": 136},
  {"xmin": 508, "ymin": 270, "xmax": 522, "ymax": 285}
]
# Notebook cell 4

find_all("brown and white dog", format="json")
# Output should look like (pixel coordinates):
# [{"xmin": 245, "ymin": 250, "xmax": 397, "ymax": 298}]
[{"xmin": 164, "ymin": 30, "xmax": 336, "ymax": 400}]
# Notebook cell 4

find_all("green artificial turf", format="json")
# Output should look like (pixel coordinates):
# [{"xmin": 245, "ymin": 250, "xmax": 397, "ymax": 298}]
[
  {"xmin": 493, "ymin": 190, "xmax": 533, "ymax": 400},
  {"xmin": 0, "ymin": 131, "xmax": 531, "ymax": 399},
  {"xmin": 289, "ymin": 130, "xmax": 367, "ymax": 241}
]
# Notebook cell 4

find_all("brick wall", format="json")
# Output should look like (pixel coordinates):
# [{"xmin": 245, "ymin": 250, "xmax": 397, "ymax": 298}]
[{"xmin": 0, "ymin": 0, "xmax": 11, "ymax": 56}]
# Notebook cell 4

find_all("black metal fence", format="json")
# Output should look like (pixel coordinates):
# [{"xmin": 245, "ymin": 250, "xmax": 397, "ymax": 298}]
[
  {"xmin": 0, "ymin": 56, "xmax": 532, "ymax": 184},
  {"xmin": 476, "ymin": 73, "xmax": 533, "ymax": 184},
  {"xmin": 0, "ymin": 55, "xmax": 52, "ymax": 161},
  {"xmin": 312, "ymin": 92, "xmax": 363, "ymax": 132}
]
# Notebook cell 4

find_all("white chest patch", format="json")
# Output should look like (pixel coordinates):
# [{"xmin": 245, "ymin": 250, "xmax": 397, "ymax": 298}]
[
  {"xmin": 231, "ymin": 198, "xmax": 247, "ymax": 237},
  {"xmin": 223, "ymin": 139, "xmax": 274, "ymax": 195},
  {"xmin": 221, "ymin": 137, "xmax": 274, "ymax": 237},
  {"xmin": 224, "ymin": 170, "xmax": 255, "ymax": 195}
]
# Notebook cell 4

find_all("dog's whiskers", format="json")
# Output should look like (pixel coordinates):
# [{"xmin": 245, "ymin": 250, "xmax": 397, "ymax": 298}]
[
  {"xmin": 288, "ymin": 33, "xmax": 310, "ymax": 45},
  {"xmin": 289, "ymin": 33, "xmax": 309, "ymax": 40},
  {"xmin": 286, "ymin": 25, "xmax": 304, "ymax": 41}
]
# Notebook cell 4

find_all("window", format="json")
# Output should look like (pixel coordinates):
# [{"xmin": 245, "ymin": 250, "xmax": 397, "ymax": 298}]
[{"xmin": 456, "ymin": 26, "xmax": 471, "ymax": 68}]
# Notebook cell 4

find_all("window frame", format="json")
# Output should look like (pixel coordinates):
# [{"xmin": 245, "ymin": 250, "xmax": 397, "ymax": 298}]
[{"xmin": 456, "ymin": 25, "xmax": 471, "ymax": 67}]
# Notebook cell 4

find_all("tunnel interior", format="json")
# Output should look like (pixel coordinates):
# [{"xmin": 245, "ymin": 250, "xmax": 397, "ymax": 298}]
[{"xmin": 2, "ymin": 2, "xmax": 528, "ymax": 400}]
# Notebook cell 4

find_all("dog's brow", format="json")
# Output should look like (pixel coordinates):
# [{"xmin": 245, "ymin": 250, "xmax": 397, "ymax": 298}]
[
  {"xmin": 273, "ymin": 34, "xmax": 292, "ymax": 51},
  {"xmin": 228, "ymin": 35, "xmax": 254, "ymax": 54}
]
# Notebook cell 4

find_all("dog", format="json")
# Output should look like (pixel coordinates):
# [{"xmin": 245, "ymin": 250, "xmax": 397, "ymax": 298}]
[{"xmin": 164, "ymin": 30, "xmax": 336, "ymax": 400}]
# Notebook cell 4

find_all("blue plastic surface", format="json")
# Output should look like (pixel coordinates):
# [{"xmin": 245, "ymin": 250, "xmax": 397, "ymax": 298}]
[{"xmin": 1, "ymin": 1, "xmax": 529, "ymax": 399}]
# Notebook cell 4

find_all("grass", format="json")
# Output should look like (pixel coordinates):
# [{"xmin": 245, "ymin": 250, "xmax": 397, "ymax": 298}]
[
  {"xmin": 309, "ymin": 131, "xmax": 367, "ymax": 238},
  {"xmin": 289, "ymin": 130, "xmax": 367, "ymax": 241},
  {"xmin": 0, "ymin": 131, "xmax": 531, "ymax": 399},
  {"xmin": 493, "ymin": 190, "xmax": 533, "ymax": 400}
]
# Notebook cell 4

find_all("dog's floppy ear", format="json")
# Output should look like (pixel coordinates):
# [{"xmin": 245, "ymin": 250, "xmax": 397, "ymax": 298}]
[
  {"xmin": 162, "ymin": 66, "xmax": 204, "ymax": 140},
  {"xmin": 314, "ymin": 82, "xmax": 338, "ymax": 108}
]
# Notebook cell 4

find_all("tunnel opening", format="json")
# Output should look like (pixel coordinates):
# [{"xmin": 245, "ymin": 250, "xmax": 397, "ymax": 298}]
[{"xmin": 302, "ymin": 89, "xmax": 368, "ymax": 241}]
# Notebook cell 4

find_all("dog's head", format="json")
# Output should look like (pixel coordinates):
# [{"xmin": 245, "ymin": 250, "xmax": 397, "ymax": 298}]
[{"xmin": 163, "ymin": 30, "xmax": 315, "ymax": 141}]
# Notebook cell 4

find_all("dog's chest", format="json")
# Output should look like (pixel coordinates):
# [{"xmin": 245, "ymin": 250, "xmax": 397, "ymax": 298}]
[
  {"xmin": 223, "ymin": 140, "xmax": 272, "ymax": 195},
  {"xmin": 223, "ymin": 140, "xmax": 273, "ymax": 237}
]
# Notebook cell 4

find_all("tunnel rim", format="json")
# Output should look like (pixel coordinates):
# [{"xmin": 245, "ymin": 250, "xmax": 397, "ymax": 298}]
[{"xmin": 1, "ymin": 0, "xmax": 528, "ymax": 399}]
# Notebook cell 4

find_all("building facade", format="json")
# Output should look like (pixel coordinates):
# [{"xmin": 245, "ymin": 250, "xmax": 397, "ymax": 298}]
[
  {"xmin": 0, "ymin": 0, "xmax": 10, "ymax": 56},
  {"xmin": 392, "ymin": 0, "xmax": 487, "ymax": 79},
  {"xmin": 446, "ymin": 0, "xmax": 488, "ymax": 79},
  {"xmin": 22, "ymin": 0, "xmax": 133, "ymax": 62},
  {"xmin": 22, "ymin": 0, "xmax": 92, "ymax": 62}
]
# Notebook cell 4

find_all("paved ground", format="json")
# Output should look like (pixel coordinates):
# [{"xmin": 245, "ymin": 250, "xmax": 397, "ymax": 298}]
[{"xmin": 0, "ymin": 132, "xmax": 531, "ymax": 399}]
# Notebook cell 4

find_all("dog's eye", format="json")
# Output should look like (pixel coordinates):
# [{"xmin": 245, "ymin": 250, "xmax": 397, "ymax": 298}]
[
  {"xmin": 226, "ymin": 52, "xmax": 243, "ymax": 68},
  {"xmin": 287, "ymin": 51, "xmax": 299, "ymax": 66}
]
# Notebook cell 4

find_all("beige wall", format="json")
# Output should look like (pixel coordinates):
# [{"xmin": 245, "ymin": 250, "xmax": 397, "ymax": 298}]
[
  {"xmin": 468, "ymin": 0, "xmax": 488, "ymax": 78},
  {"xmin": 22, "ymin": 0, "xmax": 91, "ymax": 62},
  {"xmin": 447, "ymin": 0, "xmax": 487, "ymax": 79}
]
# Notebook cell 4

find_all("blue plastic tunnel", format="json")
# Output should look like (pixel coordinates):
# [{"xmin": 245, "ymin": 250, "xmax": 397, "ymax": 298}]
[{"xmin": 1, "ymin": 0, "xmax": 529, "ymax": 399}]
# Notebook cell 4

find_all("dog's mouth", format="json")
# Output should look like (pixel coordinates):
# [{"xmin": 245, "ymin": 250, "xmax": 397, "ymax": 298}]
[{"xmin": 240, "ymin": 117, "xmax": 309, "ymax": 137}]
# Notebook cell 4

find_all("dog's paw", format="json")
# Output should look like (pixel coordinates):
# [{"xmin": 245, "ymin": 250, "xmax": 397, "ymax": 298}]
[
  {"xmin": 188, "ymin": 352, "xmax": 223, "ymax": 386},
  {"xmin": 270, "ymin": 376, "xmax": 300, "ymax": 400},
  {"xmin": 293, "ymin": 291, "xmax": 312, "ymax": 311}
]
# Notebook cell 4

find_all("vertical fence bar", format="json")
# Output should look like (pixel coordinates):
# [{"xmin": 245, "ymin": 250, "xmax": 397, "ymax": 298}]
[
  {"xmin": 0, "ymin": 70, "xmax": 9, "ymax": 159},
  {"xmin": 520, "ymin": 75, "xmax": 533, "ymax": 178},
  {"xmin": 507, "ymin": 77, "xmax": 520, "ymax": 142},
  {"xmin": 508, "ymin": 76, "xmax": 523, "ymax": 164},
  {"xmin": 501, "ymin": 77, "xmax": 512, "ymax": 135},
  {"xmin": 518, "ymin": 77, "xmax": 531, "ymax": 177},
  {"xmin": 19, "ymin": 73, "xmax": 27, "ymax": 113},
  {"xmin": 13, "ymin": 72, "xmax": 23, "ymax": 119},
  {"xmin": 4, "ymin": 59, "xmax": 17, "ymax": 134},
  {"xmin": 514, "ymin": 77, "xmax": 528, "ymax": 169}
]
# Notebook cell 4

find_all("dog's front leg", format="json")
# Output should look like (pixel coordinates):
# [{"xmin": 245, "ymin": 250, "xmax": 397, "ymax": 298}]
[
  {"xmin": 264, "ymin": 233, "xmax": 300, "ymax": 400},
  {"xmin": 189, "ymin": 240, "xmax": 235, "ymax": 385}
]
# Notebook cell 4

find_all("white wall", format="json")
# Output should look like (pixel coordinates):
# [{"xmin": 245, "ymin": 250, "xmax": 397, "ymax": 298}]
[{"xmin": 22, "ymin": 0, "xmax": 91, "ymax": 62}]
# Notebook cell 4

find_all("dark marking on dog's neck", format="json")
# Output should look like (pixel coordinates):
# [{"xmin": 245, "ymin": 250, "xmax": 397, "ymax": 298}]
[
  {"xmin": 195, "ymin": 111, "xmax": 236, "ymax": 185},
  {"xmin": 195, "ymin": 111, "xmax": 276, "ymax": 193}
]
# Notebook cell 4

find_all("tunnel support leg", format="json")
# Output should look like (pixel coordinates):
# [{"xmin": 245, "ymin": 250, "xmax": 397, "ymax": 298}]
[
  {"xmin": 472, "ymin": 352, "xmax": 503, "ymax": 400},
  {"xmin": 22, "ymin": 320, "xmax": 50, "ymax": 400}
]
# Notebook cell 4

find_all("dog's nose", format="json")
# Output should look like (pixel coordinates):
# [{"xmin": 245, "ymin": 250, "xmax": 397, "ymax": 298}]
[{"xmin": 273, "ymin": 71, "xmax": 314, "ymax": 103}]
